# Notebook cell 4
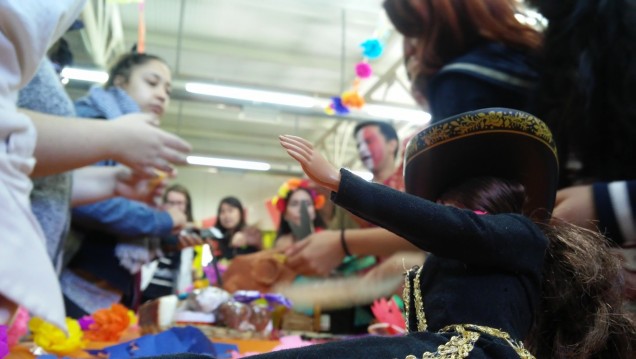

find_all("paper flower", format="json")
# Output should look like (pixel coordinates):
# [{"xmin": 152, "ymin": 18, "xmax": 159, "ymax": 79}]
[
  {"xmin": 361, "ymin": 38, "xmax": 384, "ymax": 59},
  {"xmin": 355, "ymin": 62, "xmax": 373, "ymax": 78},
  {"xmin": 341, "ymin": 90, "xmax": 365, "ymax": 109},
  {"xmin": 83, "ymin": 304, "xmax": 131, "ymax": 342},
  {"xmin": 1, "ymin": 326, "xmax": 8, "ymax": 359},
  {"xmin": 271, "ymin": 178, "xmax": 326, "ymax": 213},
  {"xmin": 7, "ymin": 307, "xmax": 29, "ymax": 347},
  {"xmin": 330, "ymin": 96, "xmax": 350, "ymax": 115},
  {"xmin": 29, "ymin": 317, "xmax": 85, "ymax": 355},
  {"xmin": 78, "ymin": 315, "xmax": 95, "ymax": 331}
]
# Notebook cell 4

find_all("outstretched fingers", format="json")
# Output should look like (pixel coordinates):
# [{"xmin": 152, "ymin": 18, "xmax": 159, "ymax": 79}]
[{"xmin": 280, "ymin": 135, "xmax": 313, "ymax": 164}]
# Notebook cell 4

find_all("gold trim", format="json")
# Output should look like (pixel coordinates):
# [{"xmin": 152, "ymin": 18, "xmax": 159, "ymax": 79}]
[
  {"xmin": 404, "ymin": 324, "xmax": 536, "ymax": 359},
  {"xmin": 403, "ymin": 268, "xmax": 411, "ymax": 331},
  {"xmin": 413, "ymin": 266, "xmax": 427, "ymax": 331},
  {"xmin": 405, "ymin": 109, "xmax": 557, "ymax": 167}
]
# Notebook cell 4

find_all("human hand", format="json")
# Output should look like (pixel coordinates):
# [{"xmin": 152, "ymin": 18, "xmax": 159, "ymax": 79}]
[
  {"xmin": 284, "ymin": 230, "xmax": 344, "ymax": 276},
  {"xmin": 279, "ymin": 135, "xmax": 340, "ymax": 192},
  {"xmin": 230, "ymin": 232, "xmax": 247, "ymax": 247},
  {"xmin": 110, "ymin": 113, "xmax": 192, "ymax": 177},
  {"xmin": 552, "ymin": 185, "xmax": 598, "ymax": 231},
  {"xmin": 113, "ymin": 167, "xmax": 169, "ymax": 205},
  {"xmin": 242, "ymin": 226, "xmax": 263, "ymax": 248},
  {"xmin": 166, "ymin": 206, "xmax": 188, "ymax": 233},
  {"xmin": 177, "ymin": 224, "xmax": 206, "ymax": 248}
]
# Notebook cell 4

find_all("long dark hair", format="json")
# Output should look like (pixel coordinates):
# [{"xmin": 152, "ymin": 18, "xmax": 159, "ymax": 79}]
[
  {"xmin": 441, "ymin": 176, "xmax": 636, "ymax": 358},
  {"xmin": 106, "ymin": 52, "xmax": 167, "ymax": 88},
  {"xmin": 276, "ymin": 188, "xmax": 327, "ymax": 239},
  {"xmin": 383, "ymin": 0, "xmax": 542, "ymax": 78},
  {"xmin": 162, "ymin": 184, "xmax": 193, "ymax": 222},
  {"xmin": 530, "ymin": 0, "xmax": 636, "ymax": 185},
  {"xmin": 213, "ymin": 196, "xmax": 246, "ymax": 236}
]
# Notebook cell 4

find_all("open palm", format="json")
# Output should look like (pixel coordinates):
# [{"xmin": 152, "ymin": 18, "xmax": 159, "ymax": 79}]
[{"xmin": 279, "ymin": 135, "xmax": 340, "ymax": 192}]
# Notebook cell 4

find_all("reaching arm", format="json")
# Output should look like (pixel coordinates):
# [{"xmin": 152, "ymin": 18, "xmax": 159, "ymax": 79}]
[
  {"xmin": 23, "ymin": 109, "xmax": 191, "ymax": 177},
  {"xmin": 285, "ymin": 227, "xmax": 418, "ymax": 276},
  {"xmin": 72, "ymin": 197, "xmax": 185, "ymax": 237},
  {"xmin": 279, "ymin": 134, "xmax": 547, "ymax": 272},
  {"xmin": 71, "ymin": 166, "xmax": 165, "ymax": 207},
  {"xmin": 555, "ymin": 182, "xmax": 636, "ymax": 246}
]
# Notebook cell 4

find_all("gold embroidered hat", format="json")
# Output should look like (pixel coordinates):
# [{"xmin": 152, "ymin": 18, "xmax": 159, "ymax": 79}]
[{"xmin": 404, "ymin": 108, "xmax": 558, "ymax": 221}]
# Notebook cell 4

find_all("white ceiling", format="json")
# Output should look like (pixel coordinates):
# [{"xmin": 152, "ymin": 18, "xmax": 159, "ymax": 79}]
[{"xmin": 63, "ymin": 0, "xmax": 427, "ymax": 224}]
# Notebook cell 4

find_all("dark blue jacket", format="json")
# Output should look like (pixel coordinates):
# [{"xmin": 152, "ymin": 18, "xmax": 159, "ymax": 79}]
[{"xmin": 427, "ymin": 42, "xmax": 539, "ymax": 123}]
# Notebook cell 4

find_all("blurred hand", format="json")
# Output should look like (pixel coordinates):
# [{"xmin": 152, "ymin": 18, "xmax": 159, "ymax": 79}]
[
  {"xmin": 111, "ymin": 113, "xmax": 192, "ymax": 177},
  {"xmin": 230, "ymin": 231, "xmax": 247, "ymax": 247},
  {"xmin": 242, "ymin": 226, "xmax": 263, "ymax": 248},
  {"xmin": 166, "ymin": 206, "xmax": 188, "ymax": 233},
  {"xmin": 177, "ymin": 224, "xmax": 205, "ymax": 248},
  {"xmin": 113, "ymin": 167, "xmax": 169, "ymax": 205},
  {"xmin": 285, "ymin": 230, "xmax": 344, "ymax": 276},
  {"xmin": 552, "ymin": 185, "xmax": 598, "ymax": 231}
]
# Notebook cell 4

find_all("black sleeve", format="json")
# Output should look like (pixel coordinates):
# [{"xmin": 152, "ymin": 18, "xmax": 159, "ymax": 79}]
[{"xmin": 332, "ymin": 169, "xmax": 547, "ymax": 272}]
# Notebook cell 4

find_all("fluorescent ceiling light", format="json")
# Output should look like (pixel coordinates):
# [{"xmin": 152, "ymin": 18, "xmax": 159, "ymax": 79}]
[
  {"xmin": 187, "ymin": 155, "xmax": 271, "ymax": 171},
  {"xmin": 185, "ymin": 82, "xmax": 317, "ymax": 108},
  {"xmin": 60, "ymin": 68, "xmax": 428, "ymax": 124},
  {"xmin": 60, "ymin": 67, "xmax": 109, "ymax": 83},
  {"xmin": 364, "ymin": 104, "xmax": 431, "ymax": 125}
]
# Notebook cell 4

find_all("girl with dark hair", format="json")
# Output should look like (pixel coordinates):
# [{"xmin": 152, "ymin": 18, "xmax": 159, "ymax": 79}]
[
  {"xmin": 63, "ymin": 52, "xmax": 197, "ymax": 317},
  {"xmin": 384, "ymin": 0, "xmax": 542, "ymax": 122},
  {"xmin": 142, "ymin": 184, "xmax": 198, "ymax": 301},
  {"xmin": 252, "ymin": 108, "xmax": 636, "ymax": 358},
  {"xmin": 272, "ymin": 178, "xmax": 327, "ymax": 250},
  {"xmin": 212, "ymin": 196, "xmax": 261, "ymax": 260}
]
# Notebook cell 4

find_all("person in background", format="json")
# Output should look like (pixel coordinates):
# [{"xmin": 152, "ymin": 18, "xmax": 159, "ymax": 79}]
[
  {"xmin": 19, "ymin": 48, "xmax": 180, "ymax": 275},
  {"xmin": 527, "ymin": 0, "xmax": 636, "ymax": 311},
  {"xmin": 62, "ymin": 52, "xmax": 199, "ymax": 317},
  {"xmin": 211, "ymin": 196, "xmax": 262, "ymax": 261},
  {"xmin": 273, "ymin": 178, "xmax": 327, "ymax": 250},
  {"xmin": 385, "ymin": 0, "xmax": 541, "ymax": 121},
  {"xmin": 283, "ymin": 122, "xmax": 419, "ymax": 276},
  {"xmin": 142, "ymin": 184, "xmax": 199, "ymax": 302}
]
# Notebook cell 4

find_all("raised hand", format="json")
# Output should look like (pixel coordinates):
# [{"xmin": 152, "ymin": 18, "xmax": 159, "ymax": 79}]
[{"xmin": 279, "ymin": 135, "xmax": 340, "ymax": 192}]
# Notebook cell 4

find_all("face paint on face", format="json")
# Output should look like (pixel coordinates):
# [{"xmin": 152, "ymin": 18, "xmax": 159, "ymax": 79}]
[
  {"xmin": 356, "ymin": 126, "xmax": 387, "ymax": 172},
  {"xmin": 284, "ymin": 190, "xmax": 316, "ymax": 227}
]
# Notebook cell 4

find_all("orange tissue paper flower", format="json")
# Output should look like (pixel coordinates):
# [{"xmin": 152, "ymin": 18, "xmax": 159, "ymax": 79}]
[
  {"xmin": 341, "ymin": 91, "xmax": 365, "ymax": 109},
  {"xmin": 83, "ymin": 304, "xmax": 131, "ymax": 342}
]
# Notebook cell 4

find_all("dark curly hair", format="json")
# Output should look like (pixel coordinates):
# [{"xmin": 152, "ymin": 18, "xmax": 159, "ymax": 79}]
[{"xmin": 442, "ymin": 176, "xmax": 636, "ymax": 358}]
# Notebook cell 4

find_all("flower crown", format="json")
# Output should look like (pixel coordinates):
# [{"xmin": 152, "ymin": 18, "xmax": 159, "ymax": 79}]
[{"xmin": 271, "ymin": 178, "xmax": 325, "ymax": 213}]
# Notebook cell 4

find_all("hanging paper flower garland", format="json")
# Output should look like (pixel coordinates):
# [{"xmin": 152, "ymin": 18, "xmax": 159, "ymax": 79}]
[
  {"xmin": 325, "ymin": 37, "xmax": 385, "ymax": 116},
  {"xmin": 107, "ymin": 0, "xmax": 146, "ymax": 53}
]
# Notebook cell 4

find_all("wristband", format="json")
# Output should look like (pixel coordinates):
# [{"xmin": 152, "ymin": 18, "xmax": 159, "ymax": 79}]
[{"xmin": 340, "ymin": 228, "xmax": 352, "ymax": 257}]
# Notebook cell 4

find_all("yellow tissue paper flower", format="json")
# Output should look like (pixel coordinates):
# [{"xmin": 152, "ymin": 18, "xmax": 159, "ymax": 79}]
[{"xmin": 29, "ymin": 317, "xmax": 85, "ymax": 355}]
